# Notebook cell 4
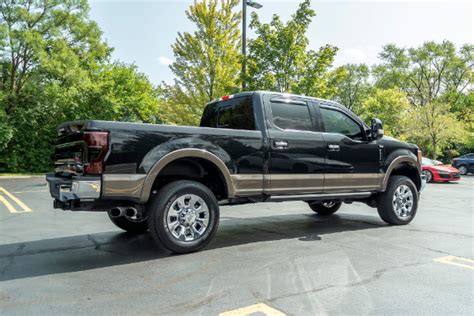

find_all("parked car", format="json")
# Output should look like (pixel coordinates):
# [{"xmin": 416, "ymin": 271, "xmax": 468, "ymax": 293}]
[
  {"xmin": 421, "ymin": 157, "xmax": 460, "ymax": 183},
  {"xmin": 452, "ymin": 153, "xmax": 474, "ymax": 175},
  {"xmin": 46, "ymin": 91, "xmax": 426, "ymax": 254}
]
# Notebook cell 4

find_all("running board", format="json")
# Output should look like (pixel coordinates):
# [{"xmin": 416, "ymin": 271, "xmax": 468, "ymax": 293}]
[{"xmin": 268, "ymin": 192, "xmax": 372, "ymax": 202}]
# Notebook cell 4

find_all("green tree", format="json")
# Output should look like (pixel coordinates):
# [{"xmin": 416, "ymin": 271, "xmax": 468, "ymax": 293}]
[
  {"xmin": 334, "ymin": 63, "xmax": 370, "ymax": 114},
  {"xmin": 373, "ymin": 41, "xmax": 473, "ymax": 107},
  {"xmin": 0, "ymin": 0, "xmax": 158, "ymax": 172},
  {"xmin": 246, "ymin": 0, "xmax": 341, "ymax": 98},
  {"xmin": 160, "ymin": 0, "xmax": 241, "ymax": 126},
  {"xmin": 360, "ymin": 88, "xmax": 409, "ymax": 138},
  {"xmin": 84, "ymin": 63, "xmax": 160, "ymax": 123},
  {"xmin": 404, "ymin": 101, "xmax": 467, "ymax": 159}
]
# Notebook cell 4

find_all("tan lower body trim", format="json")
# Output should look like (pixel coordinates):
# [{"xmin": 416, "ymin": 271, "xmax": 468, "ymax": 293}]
[
  {"xmin": 230, "ymin": 173, "xmax": 383, "ymax": 196},
  {"xmin": 324, "ymin": 173, "xmax": 384, "ymax": 192},
  {"xmin": 102, "ymin": 174, "xmax": 146, "ymax": 199}
]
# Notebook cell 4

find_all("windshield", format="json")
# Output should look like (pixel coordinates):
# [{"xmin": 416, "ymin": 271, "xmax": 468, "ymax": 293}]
[{"xmin": 422, "ymin": 157, "xmax": 442, "ymax": 166}]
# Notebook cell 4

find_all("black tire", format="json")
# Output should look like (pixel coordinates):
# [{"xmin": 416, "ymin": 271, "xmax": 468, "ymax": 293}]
[
  {"xmin": 377, "ymin": 175, "xmax": 418, "ymax": 225},
  {"xmin": 308, "ymin": 201, "xmax": 342, "ymax": 216},
  {"xmin": 458, "ymin": 165, "xmax": 468, "ymax": 175},
  {"xmin": 147, "ymin": 180, "xmax": 220, "ymax": 254},
  {"xmin": 422, "ymin": 169, "xmax": 433, "ymax": 183},
  {"xmin": 108, "ymin": 213, "xmax": 148, "ymax": 234}
]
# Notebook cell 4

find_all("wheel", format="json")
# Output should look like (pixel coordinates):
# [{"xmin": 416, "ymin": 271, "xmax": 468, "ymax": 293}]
[
  {"xmin": 377, "ymin": 175, "xmax": 418, "ymax": 225},
  {"xmin": 308, "ymin": 201, "xmax": 342, "ymax": 216},
  {"xmin": 458, "ymin": 165, "xmax": 468, "ymax": 175},
  {"xmin": 147, "ymin": 180, "xmax": 220, "ymax": 254},
  {"xmin": 422, "ymin": 169, "xmax": 433, "ymax": 183},
  {"xmin": 107, "ymin": 212, "xmax": 148, "ymax": 234}
]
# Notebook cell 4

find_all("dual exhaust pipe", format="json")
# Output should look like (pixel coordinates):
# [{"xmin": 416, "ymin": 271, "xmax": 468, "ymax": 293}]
[{"xmin": 109, "ymin": 206, "xmax": 139, "ymax": 219}]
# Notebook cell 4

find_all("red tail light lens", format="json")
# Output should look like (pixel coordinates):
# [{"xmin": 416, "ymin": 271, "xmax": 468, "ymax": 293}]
[{"xmin": 83, "ymin": 131, "xmax": 108, "ymax": 174}]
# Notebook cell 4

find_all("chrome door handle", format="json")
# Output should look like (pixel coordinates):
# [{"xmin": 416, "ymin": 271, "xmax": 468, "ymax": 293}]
[
  {"xmin": 274, "ymin": 140, "xmax": 288, "ymax": 149},
  {"xmin": 327, "ymin": 144, "xmax": 340, "ymax": 151}
]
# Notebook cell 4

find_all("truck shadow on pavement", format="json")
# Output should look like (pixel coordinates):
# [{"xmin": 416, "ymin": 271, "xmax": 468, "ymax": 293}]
[{"xmin": 0, "ymin": 212, "xmax": 385, "ymax": 281}]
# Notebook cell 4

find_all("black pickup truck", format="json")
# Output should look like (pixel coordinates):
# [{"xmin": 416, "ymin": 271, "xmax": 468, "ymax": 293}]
[{"xmin": 47, "ymin": 91, "xmax": 426, "ymax": 253}]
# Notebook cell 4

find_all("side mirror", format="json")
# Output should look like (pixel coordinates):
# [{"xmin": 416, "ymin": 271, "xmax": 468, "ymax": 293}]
[{"xmin": 371, "ymin": 118, "xmax": 384, "ymax": 140}]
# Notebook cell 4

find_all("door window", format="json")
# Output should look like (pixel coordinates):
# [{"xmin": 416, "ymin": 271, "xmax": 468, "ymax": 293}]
[
  {"xmin": 270, "ymin": 101, "xmax": 313, "ymax": 131},
  {"xmin": 320, "ymin": 107, "xmax": 364, "ymax": 140}
]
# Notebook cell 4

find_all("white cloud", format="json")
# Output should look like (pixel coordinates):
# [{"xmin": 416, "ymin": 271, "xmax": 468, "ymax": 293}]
[
  {"xmin": 158, "ymin": 56, "xmax": 173, "ymax": 66},
  {"xmin": 334, "ymin": 46, "xmax": 381, "ymax": 67}
]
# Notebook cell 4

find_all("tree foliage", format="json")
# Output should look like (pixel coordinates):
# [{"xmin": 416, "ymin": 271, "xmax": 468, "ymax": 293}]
[
  {"xmin": 159, "ymin": 0, "xmax": 241, "ymax": 126},
  {"xmin": 0, "ymin": 0, "xmax": 158, "ymax": 172},
  {"xmin": 333, "ymin": 63, "xmax": 370, "ymax": 114},
  {"xmin": 360, "ymin": 88, "xmax": 409, "ymax": 138},
  {"xmin": 246, "ymin": 0, "xmax": 341, "ymax": 98},
  {"xmin": 404, "ymin": 102, "xmax": 468, "ymax": 159}
]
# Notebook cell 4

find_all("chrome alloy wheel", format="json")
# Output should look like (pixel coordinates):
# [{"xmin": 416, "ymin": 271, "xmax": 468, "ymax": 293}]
[
  {"xmin": 166, "ymin": 194, "xmax": 210, "ymax": 242},
  {"xmin": 322, "ymin": 201, "xmax": 336, "ymax": 208},
  {"xmin": 392, "ymin": 184, "xmax": 414, "ymax": 219}
]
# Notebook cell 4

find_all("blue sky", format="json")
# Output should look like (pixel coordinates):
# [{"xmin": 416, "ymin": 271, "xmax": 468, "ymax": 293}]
[{"xmin": 89, "ymin": 0, "xmax": 473, "ymax": 85}]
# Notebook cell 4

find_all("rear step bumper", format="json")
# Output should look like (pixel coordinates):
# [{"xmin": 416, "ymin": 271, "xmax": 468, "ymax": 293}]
[{"xmin": 46, "ymin": 173, "xmax": 101, "ymax": 206}]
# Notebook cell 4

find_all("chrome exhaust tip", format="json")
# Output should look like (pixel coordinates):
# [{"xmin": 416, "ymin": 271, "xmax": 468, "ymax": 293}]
[
  {"xmin": 109, "ymin": 207, "xmax": 123, "ymax": 218},
  {"xmin": 124, "ymin": 207, "xmax": 138, "ymax": 219}
]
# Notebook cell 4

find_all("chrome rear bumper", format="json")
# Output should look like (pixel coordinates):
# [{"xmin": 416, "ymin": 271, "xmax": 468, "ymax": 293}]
[{"xmin": 46, "ymin": 173, "xmax": 101, "ymax": 202}]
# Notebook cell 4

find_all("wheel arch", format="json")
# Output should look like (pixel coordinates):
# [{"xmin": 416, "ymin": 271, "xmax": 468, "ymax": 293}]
[
  {"xmin": 382, "ymin": 156, "xmax": 422, "ymax": 192},
  {"xmin": 139, "ymin": 148, "xmax": 235, "ymax": 203}
]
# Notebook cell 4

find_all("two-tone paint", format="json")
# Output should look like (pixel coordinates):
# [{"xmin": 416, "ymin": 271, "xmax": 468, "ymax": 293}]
[{"xmin": 51, "ymin": 91, "xmax": 422, "ymax": 209}]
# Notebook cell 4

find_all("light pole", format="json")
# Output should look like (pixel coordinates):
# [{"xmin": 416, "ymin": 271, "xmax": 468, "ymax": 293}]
[{"xmin": 242, "ymin": 0, "xmax": 262, "ymax": 91}]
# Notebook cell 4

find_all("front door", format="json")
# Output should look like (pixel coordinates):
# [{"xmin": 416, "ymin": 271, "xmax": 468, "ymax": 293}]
[
  {"xmin": 315, "ymin": 102, "xmax": 381, "ymax": 192},
  {"xmin": 264, "ymin": 94, "xmax": 326, "ymax": 195}
]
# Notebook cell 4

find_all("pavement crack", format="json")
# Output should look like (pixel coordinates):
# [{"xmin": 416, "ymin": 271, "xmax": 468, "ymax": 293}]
[{"xmin": 267, "ymin": 261, "xmax": 427, "ymax": 303}]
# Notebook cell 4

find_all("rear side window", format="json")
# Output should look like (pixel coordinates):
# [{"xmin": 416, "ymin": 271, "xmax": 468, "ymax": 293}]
[
  {"xmin": 270, "ymin": 101, "xmax": 313, "ymax": 131},
  {"xmin": 201, "ymin": 96, "xmax": 255, "ymax": 130}
]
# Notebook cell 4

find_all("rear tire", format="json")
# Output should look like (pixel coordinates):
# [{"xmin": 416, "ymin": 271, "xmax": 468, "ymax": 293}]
[
  {"xmin": 377, "ymin": 175, "xmax": 418, "ymax": 225},
  {"xmin": 147, "ymin": 180, "xmax": 220, "ymax": 254},
  {"xmin": 308, "ymin": 201, "xmax": 342, "ymax": 216},
  {"xmin": 108, "ymin": 213, "xmax": 148, "ymax": 234}
]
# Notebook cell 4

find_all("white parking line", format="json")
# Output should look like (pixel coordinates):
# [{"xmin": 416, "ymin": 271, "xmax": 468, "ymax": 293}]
[
  {"xmin": 433, "ymin": 256, "xmax": 474, "ymax": 270},
  {"xmin": 219, "ymin": 303, "xmax": 286, "ymax": 316}
]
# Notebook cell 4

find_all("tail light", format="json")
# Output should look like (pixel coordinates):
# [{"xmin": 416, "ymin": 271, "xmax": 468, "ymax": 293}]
[
  {"xmin": 83, "ymin": 131, "xmax": 108, "ymax": 174},
  {"xmin": 417, "ymin": 149, "xmax": 422, "ymax": 163}
]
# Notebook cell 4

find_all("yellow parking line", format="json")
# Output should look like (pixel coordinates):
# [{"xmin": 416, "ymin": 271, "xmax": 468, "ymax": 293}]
[
  {"xmin": 0, "ymin": 195, "xmax": 19, "ymax": 213},
  {"xmin": 219, "ymin": 303, "xmax": 286, "ymax": 316},
  {"xmin": 0, "ymin": 187, "xmax": 32, "ymax": 212},
  {"xmin": 434, "ymin": 256, "xmax": 474, "ymax": 270}
]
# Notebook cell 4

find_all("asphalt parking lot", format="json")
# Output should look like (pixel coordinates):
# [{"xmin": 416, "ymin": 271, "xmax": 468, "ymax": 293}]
[{"xmin": 0, "ymin": 176, "xmax": 473, "ymax": 315}]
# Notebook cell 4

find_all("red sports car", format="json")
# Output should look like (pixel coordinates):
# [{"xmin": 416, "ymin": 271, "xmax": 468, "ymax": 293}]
[{"xmin": 421, "ymin": 157, "xmax": 461, "ymax": 183}]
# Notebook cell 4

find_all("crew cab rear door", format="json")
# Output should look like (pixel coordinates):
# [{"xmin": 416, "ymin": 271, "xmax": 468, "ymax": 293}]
[
  {"xmin": 263, "ymin": 94, "xmax": 325, "ymax": 195},
  {"xmin": 314, "ymin": 101, "xmax": 381, "ymax": 192}
]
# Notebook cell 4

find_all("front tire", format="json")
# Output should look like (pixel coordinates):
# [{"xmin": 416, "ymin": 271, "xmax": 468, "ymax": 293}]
[
  {"xmin": 458, "ymin": 165, "xmax": 468, "ymax": 175},
  {"xmin": 147, "ymin": 180, "xmax": 220, "ymax": 254},
  {"xmin": 422, "ymin": 169, "xmax": 433, "ymax": 183},
  {"xmin": 108, "ymin": 213, "xmax": 148, "ymax": 234},
  {"xmin": 377, "ymin": 175, "xmax": 418, "ymax": 225},
  {"xmin": 308, "ymin": 201, "xmax": 342, "ymax": 216}
]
